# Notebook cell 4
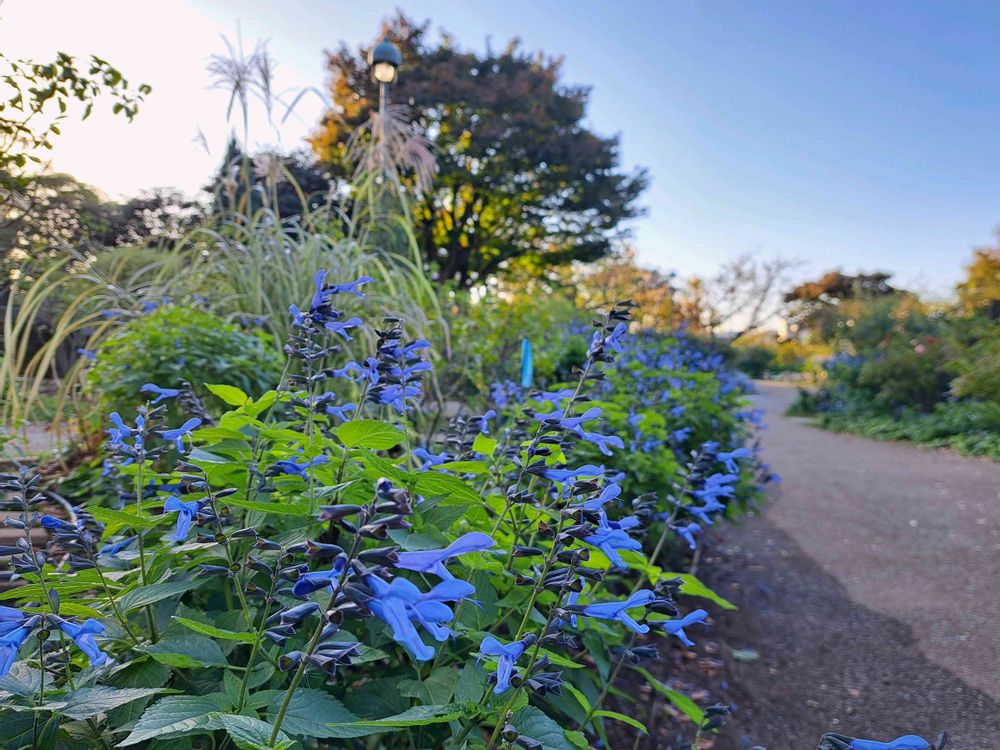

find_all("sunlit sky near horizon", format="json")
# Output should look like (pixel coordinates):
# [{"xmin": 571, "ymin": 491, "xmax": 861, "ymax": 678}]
[{"xmin": 4, "ymin": 0, "xmax": 1000, "ymax": 296}]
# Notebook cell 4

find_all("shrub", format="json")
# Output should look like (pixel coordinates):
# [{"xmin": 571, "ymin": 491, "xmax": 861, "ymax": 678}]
[
  {"xmin": 86, "ymin": 305, "xmax": 282, "ymax": 416},
  {"xmin": 0, "ymin": 272, "xmax": 769, "ymax": 749}
]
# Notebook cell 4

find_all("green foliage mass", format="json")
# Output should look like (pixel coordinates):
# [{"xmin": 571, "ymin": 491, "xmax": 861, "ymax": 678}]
[{"xmin": 86, "ymin": 306, "xmax": 282, "ymax": 416}]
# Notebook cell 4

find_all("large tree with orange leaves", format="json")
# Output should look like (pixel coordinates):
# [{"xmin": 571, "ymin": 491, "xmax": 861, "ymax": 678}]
[{"xmin": 310, "ymin": 13, "xmax": 647, "ymax": 288}]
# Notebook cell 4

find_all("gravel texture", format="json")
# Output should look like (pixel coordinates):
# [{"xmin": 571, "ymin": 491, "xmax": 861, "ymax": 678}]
[{"xmin": 706, "ymin": 383, "xmax": 1000, "ymax": 750}]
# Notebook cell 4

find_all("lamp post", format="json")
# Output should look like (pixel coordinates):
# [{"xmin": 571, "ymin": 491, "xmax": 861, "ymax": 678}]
[{"xmin": 369, "ymin": 35, "xmax": 401, "ymax": 111}]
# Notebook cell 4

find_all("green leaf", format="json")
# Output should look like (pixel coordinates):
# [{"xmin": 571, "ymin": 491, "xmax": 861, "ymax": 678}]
[
  {"xmin": 217, "ymin": 496, "xmax": 312, "ymax": 517},
  {"xmin": 0, "ymin": 581, "xmax": 97, "ymax": 603},
  {"xmin": 87, "ymin": 506, "xmax": 161, "ymax": 531},
  {"xmin": 264, "ymin": 688, "xmax": 358, "ymax": 739},
  {"xmin": 215, "ymin": 714, "xmax": 292, "ymax": 750},
  {"xmin": 592, "ymin": 709, "xmax": 646, "ymax": 733},
  {"xmin": 672, "ymin": 573, "xmax": 737, "ymax": 610},
  {"xmin": 635, "ymin": 667, "xmax": 704, "ymax": 723},
  {"xmin": 336, "ymin": 420, "xmax": 405, "ymax": 449},
  {"xmin": 51, "ymin": 686, "xmax": 166, "ymax": 720},
  {"xmin": 206, "ymin": 384, "xmax": 250, "ymax": 407},
  {"xmin": 172, "ymin": 617, "xmax": 257, "ymax": 643},
  {"xmin": 510, "ymin": 706, "xmax": 577, "ymax": 750},
  {"xmin": 455, "ymin": 660, "xmax": 489, "ymax": 704},
  {"xmin": 414, "ymin": 472, "xmax": 480, "ymax": 505},
  {"xmin": 141, "ymin": 635, "xmax": 227, "ymax": 668},
  {"xmin": 356, "ymin": 449, "xmax": 412, "ymax": 484},
  {"xmin": 118, "ymin": 579, "xmax": 204, "ymax": 612},
  {"xmin": 435, "ymin": 460, "xmax": 490, "ymax": 474},
  {"xmin": 472, "ymin": 433, "xmax": 497, "ymax": 457},
  {"xmin": 327, "ymin": 704, "xmax": 464, "ymax": 738},
  {"xmin": 118, "ymin": 694, "xmax": 230, "ymax": 745},
  {"xmin": 398, "ymin": 667, "xmax": 459, "ymax": 705}
]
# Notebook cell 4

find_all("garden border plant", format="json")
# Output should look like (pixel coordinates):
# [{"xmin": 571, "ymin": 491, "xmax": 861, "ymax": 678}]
[{"xmin": 0, "ymin": 271, "xmax": 775, "ymax": 750}]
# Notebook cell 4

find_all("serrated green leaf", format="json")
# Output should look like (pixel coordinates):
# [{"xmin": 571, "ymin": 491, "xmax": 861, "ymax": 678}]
[
  {"xmin": 0, "ymin": 581, "xmax": 97, "ymax": 603},
  {"xmin": 51, "ymin": 686, "xmax": 166, "ymax": 720},
  {"xmin": 472, "ymin": 433, "xmax": 497, "ymax": 457},
  {"xmin": 264, "ymin": 688, "xmax": 358, "ymax": 739},
  {"xmin": 414, "ymin": 472, "xmax": 480, "ymax": 505},
  {"xmin": 336, "ymin": 420, "xmax": 405, "ymax": 449},
  {"xmin": 141, "ymin": 635, "xmax": 227, "ymax": 668},
  {"xmin": 118, "ymin": 694, "xmax": 230, "ymax": 745},
  {"xmin": 206, "ymin": 384, "xmax": 250, "ymax": 407},
  {"xmin": 327, "ymin": 704, "xmax": 464, "ymax": 737},
  {"xmin": 172, "ymin": 617, "xmax": 257, "ymax": 643},
  {"xmin": 118, "ymin": 579, "xmax": 204, "ymax": 612},
  {"xmin": 434, "ymin": 460, "xmax": 490, "ymax": 474},
  {"xmin": 87, "ymin": 506, "xmax": 161, "ymax": 531},
  {"xmin": 215, "ymin": 713, "xmax": 292, "ymax": 750},
  {"xmin": 510, "ymin": 706, "xmax": 577, "ymax": 750},
  {"xmin": 216, "ymin": 496, "xmax": 312, "ymax": 517}
]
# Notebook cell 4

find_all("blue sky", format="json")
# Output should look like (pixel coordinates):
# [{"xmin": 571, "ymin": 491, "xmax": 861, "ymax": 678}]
[{"xmin": 6, "ymin": 0, "xmax": 1000, "ymax": 295}]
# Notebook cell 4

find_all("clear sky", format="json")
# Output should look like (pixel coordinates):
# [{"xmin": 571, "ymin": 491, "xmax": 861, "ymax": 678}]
[{"xmin": 4, "ymin": 0, "xmax": 999, "ymax": 296}]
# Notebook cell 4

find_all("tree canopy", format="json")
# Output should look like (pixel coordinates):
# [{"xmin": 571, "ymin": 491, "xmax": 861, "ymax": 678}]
[
  {"xmin": 310, "ymin": 13, "xmax": 648, "ymax": 287},
  {"xmin": 957, "ymin": 238, "xmax": 1000, "ymax": 318}
]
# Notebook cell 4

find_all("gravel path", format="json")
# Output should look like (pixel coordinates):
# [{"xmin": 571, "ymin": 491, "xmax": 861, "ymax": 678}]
[{"xmin": 708, "ymin": 383, "xmax": 1000, "ymax": 750}]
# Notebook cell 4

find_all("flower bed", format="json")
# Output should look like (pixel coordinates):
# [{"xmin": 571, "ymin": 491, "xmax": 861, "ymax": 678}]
[{"xmin": 0, "ymin": 273, "xmax": 773, "ymax": 749}]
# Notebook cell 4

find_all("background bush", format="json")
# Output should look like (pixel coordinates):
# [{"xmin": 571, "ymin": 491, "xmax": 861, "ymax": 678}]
[{"xmin": 86, "ymin": 305, "xmax": 282, "ymax": 416}]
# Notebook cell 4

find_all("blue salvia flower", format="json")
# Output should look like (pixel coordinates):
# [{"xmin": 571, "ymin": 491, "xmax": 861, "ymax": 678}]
[
  {"xmin": 582, "ymin": 512, "xmax": 642, "ymax": 568},
  {"xmin": 310, "ymin": 268, "xmax": 330, "ymax": 310},
  {"xmin": 576, "ymin": 589, "xmax": 656, "ymax": 634},
  {"xmin": 0, "ymin": 620, "xmax": 35, "ymax": 676},
  {"xmin": 325, "ymin": 317, "xmax": 363, "ymax": 341},
  {"xmin": 76, "ymin": 347, "xmax": 97, "ymax": 361},
  {"xmin": 670, "ymin": 427, "xmax": 692, "ymax": 444},
  {"xmin": 365, "ymin": 576, "xmax": 474, "ymax": 661},
  {"xmin": 325, "ymin": 402, "xmax": 357, "ymax": 422},
  {"xmin": 478, "ymin": 409, "xmax": 497, "ymax": 434},
  {"xmin": 140, "ymin": 383, "xmax": 181, "ymax": 405},
  {"xmin": 541, "ymin": 464, "xmax": 605, "ymax": 484},
  {"xmin": 159, "ymin": 418, "xmax": 201, "ymax": 452},
  {"xmin": 291, "ymin": 557, "xmax": 346, "ymax": 597},
  {"xmin": 533, "ymin": 406, "xmax": 603, "ymax": 433},
  {"xmin": 328, "ymin": 275, "xmax": 374, "ymax": 297},
  {"xmin": 412, "ymin": 447, "xmax": 451, "ymax": 471},
  {"xmin": 717, "ymin": 447, "xmax": 752, "ymax": 473},
  {"xmin": 658, "ymin": 609, "xmax": 708, "ymax": 646},
  {"xmin": 480, "ymin": 634, "xmax": 534, "ymax": 693},
  {"xmin": 578, "ymin": 430, "xmax": 625, "ymax": 457},
  {"xmin": 394, "ymin": 532, "xmax": 495, "ymax": 579},
  {"xmin": 106, "ymin": 413, "xmax": 133, "ymax": 447},
  {"xmin": 99, "ymin": 536, "xmax": 137, "ymax": 557},
  {"xmin": 52, "ymin": 617, "xmax": 110, "ymax": 667},
  {"xmin": 270, "ymin": 455, "xmax": 329, "ymax": 478},
  {"xmin": 669, "ymin": 404, "xmax": 686, "ymax": 418},
  {"xmin": 848, "ymin": 738, "xmax": 931, "ymax": 750},
  {"xmin": 537, "ymin": 388, "xmax": 576, "ymax": 408},
  {"xmin": 164, "ymin": 496, "xmax": 204, "ymax": 541},
  {"xmin": 374, "ymin": 383, "xmax": 422, "ymax": 413},
  {"xmin": 675, "ymin": 522, "xmax": 702, "ymax": 550},
  {"xmin": 574, "ymin": 482, "xmax": 622, "ymax": 511}
]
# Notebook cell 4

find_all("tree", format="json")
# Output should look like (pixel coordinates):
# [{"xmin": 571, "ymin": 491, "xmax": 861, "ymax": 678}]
[
  {"xmin": 957, "ymin": 238, "xmax": 1000, "ymax": 318},
  {"xmin": 678, "ymin": 254, "xmax": 797, "ymax": 340},
  {"xmin": 205, "ymin": 137, "xmax": 334, "ymax": 219},
  {"xmin": 784, "ymin": 270, "xmax": 896, "ymax": 339},
  {"xmin": 310, "ymin": 13, "xmax": 648, "ymax": 287},
  {"xmin": 570, "ymin": 247, "xmax": 678, "ymax": 331}
]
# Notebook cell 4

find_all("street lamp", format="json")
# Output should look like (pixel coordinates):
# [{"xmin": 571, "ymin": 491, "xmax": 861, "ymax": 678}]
[{"xmin": 369, "ymin": 35, "xmax": 401, "ymax": 111}]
